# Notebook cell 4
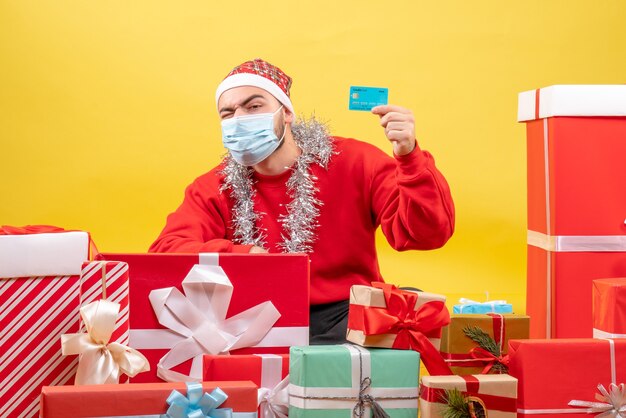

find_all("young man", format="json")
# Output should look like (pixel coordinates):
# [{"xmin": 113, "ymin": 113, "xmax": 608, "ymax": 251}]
[{"xmin": 150, "ymin": 58, "xmax": 455, "ymax": 343}]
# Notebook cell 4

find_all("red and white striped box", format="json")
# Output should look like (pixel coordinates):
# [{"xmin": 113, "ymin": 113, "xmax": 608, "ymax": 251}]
[
  {"xmin": 77, "ymin": 260, "xmax": 131, "ymax": 384},
  {"xmin": 79, "ymin": 261, "xmax": 130, "ymax": 346},
  {"xmin": 0, "ymin": 229, "xmax": 90, "ymax": 418},
  {"xmin": 518, "ymin": 85, "xmax": 626, "ymax": 338}
]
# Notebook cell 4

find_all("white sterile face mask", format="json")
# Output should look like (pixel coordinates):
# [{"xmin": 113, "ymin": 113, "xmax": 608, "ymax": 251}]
[{"xmin": 221, "ymin": 106, "xmax": 286, "ymax": 166}]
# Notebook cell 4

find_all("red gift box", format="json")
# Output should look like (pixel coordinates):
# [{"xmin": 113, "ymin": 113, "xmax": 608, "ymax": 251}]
[
  {"xmin": 0, "ymin": 227, "xmax": 91, "ymax": 418},
  {"xmin": 509, "ymin": 338, "xmax": 626, "ymax": 418},
  {"xmin": 40, "ymin": 381, "xmax": 258, "ymax": 418},
  {"xmin": 96, "ymin": 253, "xmax": 309, "ymax": 382},
  {"xmin": 204, "ymin": 354, "xmax": 289, "ymax": 417},
  {"xmin": 203, "ymin": 354, "xmax": 289, "ymax": 387},
  {"xmin": 593, "ymin": 278, "xmax": 626, "ymax": 338},
  {"xmin": 527, "ymin": 247, "xmax": 626, "ymax": 339},
  {"xmin": 518, "ymin": 85, "xmax": 626, "ymax": 338}
]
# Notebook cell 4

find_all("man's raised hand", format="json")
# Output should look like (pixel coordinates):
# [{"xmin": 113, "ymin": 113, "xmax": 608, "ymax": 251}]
[{"xmin": 371, "ymin": 105, "xmax": 417, "ymax": 156}]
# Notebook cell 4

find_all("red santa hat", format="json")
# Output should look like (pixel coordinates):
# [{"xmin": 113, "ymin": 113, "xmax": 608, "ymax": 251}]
[{"xmin": 215, "ymin": 58, "xmax": 294, "ymax": 114}]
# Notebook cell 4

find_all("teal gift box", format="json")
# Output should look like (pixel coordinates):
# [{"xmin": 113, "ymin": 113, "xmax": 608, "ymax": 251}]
[
  {"xmin": 453, "ymin": 298, "xmax": 513, "ymax": 314},
  {"xmin": 289, "ymin": 344, "xmax": 419, "ymax": 418}
]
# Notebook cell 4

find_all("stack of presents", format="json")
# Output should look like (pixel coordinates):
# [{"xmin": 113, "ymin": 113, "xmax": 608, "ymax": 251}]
[{"xmin": 1, "ymin": 84, "xmax": 626, "ymax": 418}]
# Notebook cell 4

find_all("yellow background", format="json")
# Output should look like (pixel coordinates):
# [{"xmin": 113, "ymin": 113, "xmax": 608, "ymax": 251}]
[{"xmin": 2, "ymin": 1, "xmax": 625, "ymax": 312}]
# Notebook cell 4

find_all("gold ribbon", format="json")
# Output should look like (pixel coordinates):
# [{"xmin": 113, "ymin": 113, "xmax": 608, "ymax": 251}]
[
  {"xmin": 61, "ymin": 300, "xmax": 150, "ymax": 385},
  {"xmin": 569, "ymin": 384, "xmax": 626, "ymax": 418}
]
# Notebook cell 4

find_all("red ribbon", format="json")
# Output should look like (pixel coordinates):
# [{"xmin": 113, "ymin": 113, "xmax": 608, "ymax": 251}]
[
  {"xmin": 487, "ymin": 313, "xmax": 505, "ymax": 349},
  {"xmin": 419, "ymin": 375, "xmax": 516, "ymax": 412},
  {"xmin": 444, "ymin": 313, "xmax": 509, "ymax": 373},
  {"xmin": 469, "ymin": 347, "xmax": 510, "ymax": 374},
  {"xmin": 0, "ymin": 225, "xmax": 66, "ymax": 235},
  {"xmin": 348, "ymin": 282, "xmax": 452, "ymax": 375},
  {"xmin": 475, "ymin": 313, "xmax": 509, "ymax": 373}
]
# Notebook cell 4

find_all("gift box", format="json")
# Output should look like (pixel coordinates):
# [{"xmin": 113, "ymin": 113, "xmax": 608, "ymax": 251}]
[
  {"xmin": 203, "ymin": 354, "xmax": 289, "ymax": 387},
  {"xmin": 346, "ymin": 282, "xmax": 451, "ymax": 375},
  {"xmin": 440, "ymin": 313, "xmax": 529, "ymax": 375},
  {"xmin": 419, "ymin": 374, "xmax": 517, "ymax": 418},
  {"xmin": 55, "ymin": 261, "xmax": 138, "ymax": 385},
  {"xmin": 453, "ymin": 298, "xmax": 513, "ymax": 314},
  {"xmin": 0, "ymin": 227, "xmax": 91, "ymax": 418},
  {"xmin": 204, "ymin": 354, "xmax": 289, "ymax": 418},
  {"xmin": 96, "ymin": 253, "xmax": 309, "ymax": 382},
  {"xmin": 289, "ymin": 344, "xmax": 419, "ymax": 418},
  {"xmin": 509, "ymin": 338, "xmax": 626, "ymax": 418},
  {"xmin": 0, "ymin": 226, "xmax": 90, "ymax": 278},
  {"xmin": 527, "ymin": 247, "xmax": 626, "ymax": 339},
  {"xmin": 79, "ymin": 261, "xmax": 130, "ymax": 346},
  {"xmin": 518, "ymin": 85, "xmax": 626, "ymax": 338},
  {"xmin": 593, "ymin": 278, "xmax": 626, "ymax": 338},
  {"xmin": 40, "ymin": 380, "xmax": 258, "ymax": 418}
]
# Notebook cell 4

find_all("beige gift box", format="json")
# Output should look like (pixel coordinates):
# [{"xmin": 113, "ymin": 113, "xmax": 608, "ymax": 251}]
[
  {"xmin": 419, "ymin": 374, "xmax": 517, "ymax": 418},
  {"xmin": 346, "ymin": 284, "xmax": 446, "ymax": 350}
]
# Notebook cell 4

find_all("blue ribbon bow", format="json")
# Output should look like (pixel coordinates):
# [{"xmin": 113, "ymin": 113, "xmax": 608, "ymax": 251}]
[{"xmin": 166, "ymin": 383, "xmax": 234, "ymax": 418}]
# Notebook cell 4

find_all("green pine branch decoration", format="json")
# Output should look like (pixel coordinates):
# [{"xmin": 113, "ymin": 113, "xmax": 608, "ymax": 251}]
[
  {"xmin": 462, "ymin": 325, "xmax": 508, "ymax": 373},
  {"xmin": 441, "ymin": 389, "xmax": 471, "ymax": 418},
  {"xmin": 441, "ymin": 389, "xmax": 487, "ymax": 418},
  {"xmin": 462, "ymin": 326, "xmax": 500, "ymax": 356}
]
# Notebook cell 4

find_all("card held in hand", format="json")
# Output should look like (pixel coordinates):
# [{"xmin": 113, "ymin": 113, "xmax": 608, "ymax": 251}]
[{"xmin": 349, "ymin": 86, "xmax": 388, "ymax": 111}]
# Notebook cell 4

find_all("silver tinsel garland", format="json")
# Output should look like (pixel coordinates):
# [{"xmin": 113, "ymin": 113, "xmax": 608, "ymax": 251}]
[{"xmin": 219, "ymin": 116, "xmax": 335, "ymax": 253}]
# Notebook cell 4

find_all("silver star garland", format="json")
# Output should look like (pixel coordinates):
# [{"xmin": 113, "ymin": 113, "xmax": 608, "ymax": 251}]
[{"xmin": 219, "ymin": 116, "xmax": 335, "ymax": 253}]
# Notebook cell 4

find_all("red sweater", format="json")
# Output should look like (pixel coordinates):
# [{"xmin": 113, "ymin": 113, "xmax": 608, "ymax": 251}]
[{"xmin": 149, "ymin": 137, "xmax": 455, "ymax": 304}]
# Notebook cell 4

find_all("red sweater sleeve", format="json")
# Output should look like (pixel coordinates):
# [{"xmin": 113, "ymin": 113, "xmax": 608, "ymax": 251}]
[
  {"xmin": 148, "ymin": 173, "xmax": 253, "ymax": 254},
  {"xmin": 370, "ymin": 143, "xmax": 455, "ymax": 250}
]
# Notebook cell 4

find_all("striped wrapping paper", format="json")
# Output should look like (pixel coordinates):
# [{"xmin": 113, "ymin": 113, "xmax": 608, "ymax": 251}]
[
  {"xmin": 77, "ymin": 261, "xmax": 130, "ymax": 384},
  {"xmin": 0, "ymin": 275, "xmax": 81, "ymax": 418},
  {"xmin": 0, "ymin": 261, "xmax": 130, "ymax": 418},
  {"xmin": 78, "ymin": 261, "xmax": 130, "ymax": 347}
]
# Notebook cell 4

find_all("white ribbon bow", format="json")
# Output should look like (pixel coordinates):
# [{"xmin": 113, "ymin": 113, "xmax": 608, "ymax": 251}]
[
  {"xmin": 149, "ymin": 263, "xmax": 281, "ymax": 382},
  {"xmin": 258, "ymin": 376, "xmax": 290, "ymax": 418},
  {"xmin": 569, "ymin": 384, "xmax": 626, "ymax": 418},
  {"xmin": 61, "ymin": 300, "xmax": 150, "ymax": 385}
]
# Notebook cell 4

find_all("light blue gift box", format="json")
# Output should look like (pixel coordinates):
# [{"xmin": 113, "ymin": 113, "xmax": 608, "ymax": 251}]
[{"xmin": 453, "ymin": 298, "xmax": 513, "ymax": 314}]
